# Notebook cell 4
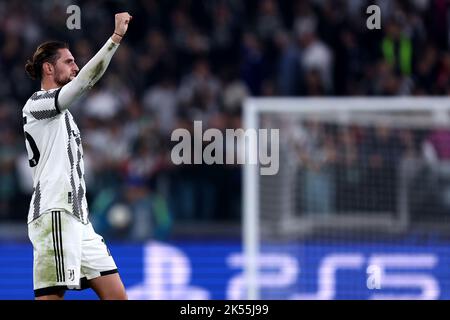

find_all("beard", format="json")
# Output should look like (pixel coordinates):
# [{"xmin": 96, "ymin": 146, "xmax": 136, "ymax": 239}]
[
  {"xmin": 54, "ymin": 73, "xmax": 72, "ymax": 86},
  {"xmin": 54, "ymin": 69, "xmax": 77, "ymax": 87}
]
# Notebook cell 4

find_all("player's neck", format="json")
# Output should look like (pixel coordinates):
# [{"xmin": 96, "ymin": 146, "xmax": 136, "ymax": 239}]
[{"xmin": 41, "ymin": 78, "xmax": 61, "ymax": 91}]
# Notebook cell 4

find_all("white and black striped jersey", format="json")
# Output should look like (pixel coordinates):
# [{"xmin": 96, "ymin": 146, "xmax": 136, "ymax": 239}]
[
  {"xmin": 23, "ymin": 88, "xmax": 89, "ymax": 224},
  {"xmin": 22, "ymin": 37, "xmax": 120, "ymax": 225}
]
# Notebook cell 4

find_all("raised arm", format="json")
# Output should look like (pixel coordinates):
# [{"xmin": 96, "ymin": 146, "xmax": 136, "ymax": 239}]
[{"xmin": 57, "ymin": 12, "xmax": 132, "ymax": 111}]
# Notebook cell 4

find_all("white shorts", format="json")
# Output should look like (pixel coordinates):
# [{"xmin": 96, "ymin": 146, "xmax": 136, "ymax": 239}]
[{"xmin": 28, "ymin": 210, "xmax": 118, "ymax": 297}]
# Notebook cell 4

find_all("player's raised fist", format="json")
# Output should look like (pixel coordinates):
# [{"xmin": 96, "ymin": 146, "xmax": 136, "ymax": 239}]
[{"xmin": 114, "ymin": 12, "xmax": 132, "ymax": 36}]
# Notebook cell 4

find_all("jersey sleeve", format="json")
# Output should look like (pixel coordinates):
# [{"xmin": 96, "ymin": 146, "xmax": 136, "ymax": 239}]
[
  {"xmin": 27, "ymin": 88, "xmax": 63, "ymax": 120},
  {"xmin": 56, "ymin": 37, "xmax": 120, "ymax": 112}
]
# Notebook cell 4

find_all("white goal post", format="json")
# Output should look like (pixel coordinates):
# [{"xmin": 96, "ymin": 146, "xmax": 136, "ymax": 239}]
[{"xmin": 243, "ymin": 97, "xmax": 450, "ymax": 300}]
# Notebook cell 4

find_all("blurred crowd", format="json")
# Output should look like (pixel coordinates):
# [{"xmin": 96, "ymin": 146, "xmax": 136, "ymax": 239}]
[
  {"xmin": 1, "ymin": 0, "xmax": 450, "ymax": 239},
  {"xmin": 283, "ymin": 121, "xmax": 450, "ymax": 221}
]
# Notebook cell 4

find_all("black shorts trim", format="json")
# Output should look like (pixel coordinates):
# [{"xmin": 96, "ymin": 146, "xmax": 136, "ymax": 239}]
[
  {"xmin": 34, "ymin": 282, "xmax": 89, "ymax": 297},
  {"xmin": 34, "ymin": 269, "xmax": 119, "ymax": 297},
  {"xmin": 34, "ymin": 286, "xmax": 69, "ymax": 297},
  {"xmin": 100, "ymin": 269, "xmax": 118, "ymax": 277}
]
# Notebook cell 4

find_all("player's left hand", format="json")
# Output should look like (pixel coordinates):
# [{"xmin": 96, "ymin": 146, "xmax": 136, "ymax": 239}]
[{"xmin": 114, "ymin": 12, "xmax": 132, "ymax": 36}]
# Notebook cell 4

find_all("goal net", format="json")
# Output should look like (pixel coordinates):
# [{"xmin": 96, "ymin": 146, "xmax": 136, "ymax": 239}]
[{"xmin": 242, "ymin": 98, "xmax": 450, "ymax": 300}]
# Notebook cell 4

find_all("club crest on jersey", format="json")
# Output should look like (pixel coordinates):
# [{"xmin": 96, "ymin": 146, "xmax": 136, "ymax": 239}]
[
  {"xmin": 68, "ymin": 269, "xmax": 75, "ymax": 281},
  {"xmin": 71, "ymin": 130, "xmax": 80, "ymax": 138}
]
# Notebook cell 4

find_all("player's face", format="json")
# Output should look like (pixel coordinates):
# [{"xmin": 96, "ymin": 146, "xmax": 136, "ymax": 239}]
[{"xmin": 54, "ymin": 49, "xmax": 79, "ymax": 86}]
